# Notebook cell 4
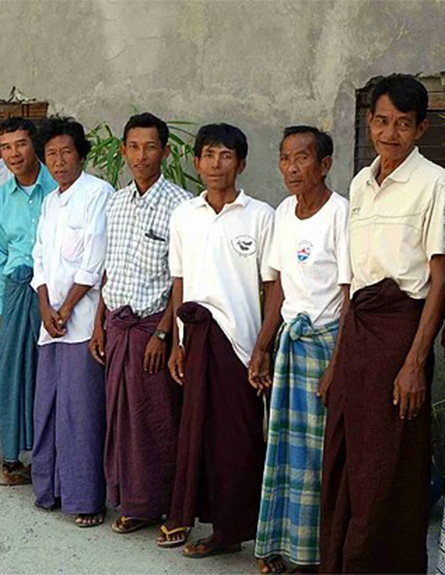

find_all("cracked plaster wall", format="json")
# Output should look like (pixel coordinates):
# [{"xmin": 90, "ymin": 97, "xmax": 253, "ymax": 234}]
[{"xmin": 0, "ymin": 0, "xmax": 444, "ymax": 204}]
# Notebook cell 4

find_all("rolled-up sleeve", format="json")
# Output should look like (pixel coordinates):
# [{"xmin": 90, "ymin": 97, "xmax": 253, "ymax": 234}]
[
  {"xmin": 74, "ymin": 184, "xmax": 111, "ymax": 287},
  {"xmin": 169, "ymin": 207, "xmax": 183, "ymax": 278}
]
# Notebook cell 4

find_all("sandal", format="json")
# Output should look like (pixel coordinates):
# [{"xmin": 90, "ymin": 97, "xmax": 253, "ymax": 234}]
[
  {"xmin": 157, "ymin": 524, "xmax": 191, "ymax": 548},
  {"xmin": 182, "ymin": 537, "xmax": 242, "ymax": 559},
  {"xmin": 0, "ymin": 463, "xmax": 32, "ymax": 486},
  {"xmin": 111, "ymin": 515, "xmax": 160, "ymax": 534},
  {"xmin": 75, "ymin": 510, "xmax": 106, "ymax": 528}
]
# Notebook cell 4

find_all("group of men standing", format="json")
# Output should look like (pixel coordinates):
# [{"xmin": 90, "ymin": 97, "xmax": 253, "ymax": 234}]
[{"xmin": 0, "ymin": 72, "xmax": 444, "ymax": 574}]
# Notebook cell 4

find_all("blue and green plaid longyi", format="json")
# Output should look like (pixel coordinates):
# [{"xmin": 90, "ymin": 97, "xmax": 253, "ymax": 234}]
[{"xmin": 255, "ymin": 313, "xmax": 339, "ymax": 566}]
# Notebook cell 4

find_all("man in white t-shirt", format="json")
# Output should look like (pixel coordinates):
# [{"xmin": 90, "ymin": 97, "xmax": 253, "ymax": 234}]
[
  {"xmin": 249, "ymin": 126, "xmax": 351, "ymax": 574},
  {"xmin": 157, "ymin": 124, "xmax": 277, "ymax": 557}
]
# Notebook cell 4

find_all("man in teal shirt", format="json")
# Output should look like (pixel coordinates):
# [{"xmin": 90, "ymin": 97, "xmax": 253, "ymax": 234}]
[{"xmin": 0, "ymin": 117, "xmax": 56, "ymax": 485}]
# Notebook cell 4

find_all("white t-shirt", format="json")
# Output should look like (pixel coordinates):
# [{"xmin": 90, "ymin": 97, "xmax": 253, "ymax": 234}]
[
  {"xmin": 270, "ymin": 191, "xmax": 351, "ymax": 327},
  {"xmin": 20, "ymin": 183, "xmax": 36, "ymax": 197},
  {"xmin": 169, "ymin": 190, "xmax": 277, "ymax": 366}
]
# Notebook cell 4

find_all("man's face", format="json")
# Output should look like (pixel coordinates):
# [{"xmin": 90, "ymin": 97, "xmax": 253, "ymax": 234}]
[
  {"xmin": 45, "ymin": 134, "xmax": 83, "ymax": 191},
  {"xmin": 279, "ymin": 133, "xmax": 330, "ymax": 195},
  {"xmin": 368, "ymin": 94, "xmax": 428, "ymax": 163},
  {"xmin": 0, "ymin": 129, "xmax": 38, "ymax": 178},
  {"xmin": 194, "ymin": 144, "xmax": 245, "ymax": 192},
  {"xmin": 122, "ymin": 127, "xmax": 168, "ymax": 183}
]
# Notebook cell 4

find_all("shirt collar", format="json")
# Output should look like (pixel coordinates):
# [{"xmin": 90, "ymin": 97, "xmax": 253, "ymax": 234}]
[
  {"xmin": 129, "ymin": 174, "xmax": 167, "ymax": 206},
  {"xmin": 57, "ymin": 171, "xmax": 86, "ymax": 205},
  {"xmin": 367, "ymin": 147, "xmax": 422, "ymax": 185},
  {"xmin": 9, "ymin": 161, "xmax": 47, "ymax": 195},
  {"xmin": 192, "ymin": 189, "xmax": 249, "ymax": 210}
]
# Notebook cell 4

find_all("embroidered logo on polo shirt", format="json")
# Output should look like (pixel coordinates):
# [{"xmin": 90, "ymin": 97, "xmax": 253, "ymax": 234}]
[
  {"xmin": 297, "ymin": 240, "xmax": 313, "ymax": 262},
  {"xmin": 231, "ymin": 235, "xmax": 257, "ymax": 257}
]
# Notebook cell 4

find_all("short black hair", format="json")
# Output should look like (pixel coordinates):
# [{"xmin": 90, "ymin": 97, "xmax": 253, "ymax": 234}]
[
  {"xmin": 280, "ymin": 126, "xmax": 333, "ymax": 162},
  {"xmin": 39, "ymin": 116, "xmax": 91, "ymax": 160},
  {"xmin": 123, "ymin": 113, "xmax": 169, "ymax": 147},
  {"xmin": 0, "ymin": 117, "xmax": 38, "ymax": 148},
  {"xmin": 370, "ymin": 74, "xmax": 428, "ymax": 124},
  {"xmin": 194, "ymin": 123, "xmax": 248, "ymax": 161}
]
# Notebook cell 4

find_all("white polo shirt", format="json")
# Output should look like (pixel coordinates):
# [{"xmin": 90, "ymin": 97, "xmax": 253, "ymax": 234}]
[
  {"xmin": 169, "ymin": 190, "xmax": 277, "ymax": 366},
  {"xmin": 271, "ymin": 192, "xmax": 351, "ymax": 327},
  {"xmin": 31, "ymin": 172, "xmax": 113, "ymax": 345},
  {"xmin": 350, "ymin": 147, "xmax": 445, "ymax": 299}
]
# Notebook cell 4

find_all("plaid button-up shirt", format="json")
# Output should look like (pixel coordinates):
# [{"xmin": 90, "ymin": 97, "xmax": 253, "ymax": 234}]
[{"xmin": 103, "ymin": 175, "xmax": 192, "ymax": 316}]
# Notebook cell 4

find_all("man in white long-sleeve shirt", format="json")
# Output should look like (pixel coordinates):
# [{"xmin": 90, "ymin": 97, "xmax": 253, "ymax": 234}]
[{"xmin": 31, "ymin": 116, "xmax": 113, "ymax": 528}]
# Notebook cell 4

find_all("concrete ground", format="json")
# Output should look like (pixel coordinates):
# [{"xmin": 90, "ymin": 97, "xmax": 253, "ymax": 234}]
[
  {"xmin": 0, "ymin": 482, "xmax": 442, "ymax": 574},
  {"xmin": 0, "ymin": 482, "xmax": 258, "ymax": 574}
]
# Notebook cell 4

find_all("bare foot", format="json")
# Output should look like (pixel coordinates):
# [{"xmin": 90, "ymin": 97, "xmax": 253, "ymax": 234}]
[
  {"xmin": 182, "ymin": 534, "xmax": 241, "ymax": 558},
  {"xmin": 257, "ymin": 555, "xmax": 287, "ymax": 573}
]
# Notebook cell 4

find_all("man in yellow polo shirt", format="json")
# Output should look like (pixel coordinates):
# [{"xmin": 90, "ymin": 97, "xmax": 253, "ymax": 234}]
[{"xmin": 320, "ymin": 74, "xmax": 445, "ymax": 574}]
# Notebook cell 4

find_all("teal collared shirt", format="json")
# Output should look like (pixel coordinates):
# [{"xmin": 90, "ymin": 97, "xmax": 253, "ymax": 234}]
[{"xmin": 0, "ymin": 163, "xmax": 57, "ymax": 313}]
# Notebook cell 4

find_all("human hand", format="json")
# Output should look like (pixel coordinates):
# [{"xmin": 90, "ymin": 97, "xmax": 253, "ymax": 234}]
[
  {"xmin": 248, "ymin": 348, "xmax": 272, "ymax": 394},
  {"xmin": 57, "ymin": 305, "xmax": 72, "ymax": 329},
  {"xmin": 393, "ymin": 360, "xmax": 426, "ymax": 420},
  {"xmin": 317, "ymin": 362, "xmax": 336, "ymax": 407},
  {"xmin": 144, "ymin": 336, "xmax": 167, "ymax": 374},
  {"xmin": 41, "ymin": 305, "xmax": 66, "ymax": 338},
  {"xmin": 168, "ymin": 344, "xmax": 185, "ymax": 385},
  {"xmin": 89, "ymin": 324, "xmax": 106, "ymax": 366}
]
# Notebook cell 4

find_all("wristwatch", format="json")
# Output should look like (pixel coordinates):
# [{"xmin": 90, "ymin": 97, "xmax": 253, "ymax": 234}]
[{"xmin": 154, "ymin": 328, "xmax": 168, "ymax": 342}]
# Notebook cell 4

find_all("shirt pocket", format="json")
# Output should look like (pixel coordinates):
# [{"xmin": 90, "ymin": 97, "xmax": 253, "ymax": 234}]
[
  {"xmin": 140, "ymin": 228, "xmax": 168, "ymax": 276},
  {"xmin": 61, "ymin": 225, "xmax": 84, "ymax": 263}
]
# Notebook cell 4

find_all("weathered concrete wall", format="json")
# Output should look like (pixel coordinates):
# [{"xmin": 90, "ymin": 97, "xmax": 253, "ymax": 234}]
[{"xmin": 1, "ymin": 0, "xmax": 444, "ymax": 203}]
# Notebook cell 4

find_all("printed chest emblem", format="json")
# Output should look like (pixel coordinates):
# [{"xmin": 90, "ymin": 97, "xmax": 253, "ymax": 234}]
[
  {"xmin": 231, "ymin": 235, "xmax": 257, "ymax": 257},
  {"xmin": 297, "ymin": 240, "xmax": 313, "ymax": 262}
]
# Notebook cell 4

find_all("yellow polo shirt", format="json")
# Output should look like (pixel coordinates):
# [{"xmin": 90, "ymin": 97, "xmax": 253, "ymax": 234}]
[{"xmin": 350, "ymin": 147, "xmax": 445, "ymax": 299}]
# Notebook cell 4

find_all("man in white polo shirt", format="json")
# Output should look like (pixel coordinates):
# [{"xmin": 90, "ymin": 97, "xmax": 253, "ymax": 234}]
[
  {"xmin": 320, "ymin": 74, "xmax": 445, "ymax": 574},
  {"xmin": 158, "ymin": 123, "xmax": 276, "ymax": 557}
]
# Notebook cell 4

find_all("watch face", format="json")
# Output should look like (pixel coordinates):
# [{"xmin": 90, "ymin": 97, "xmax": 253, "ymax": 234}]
[{"xmin": 155, "ymin": 329, "xmax": 167, "ymax": 341}]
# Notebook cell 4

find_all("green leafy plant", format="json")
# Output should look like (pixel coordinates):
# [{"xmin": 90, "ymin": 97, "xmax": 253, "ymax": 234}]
[{"xmin": 86, "ymin": 121, "xmax": 203, "ymax": 193}]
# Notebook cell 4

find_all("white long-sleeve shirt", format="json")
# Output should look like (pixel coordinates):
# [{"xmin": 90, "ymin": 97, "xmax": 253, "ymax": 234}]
[
  {"xmin": 0, "ymin": 159, "xmax": 12, "ymax": 185},
  {"xmin": 31, "ymin": 171, "xmax": 113, "ymax": 345}
]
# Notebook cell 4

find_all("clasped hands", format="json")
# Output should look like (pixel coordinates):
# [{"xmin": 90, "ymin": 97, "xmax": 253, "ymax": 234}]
[{"xmin": 41, "ymin": 304, "xmax": 70, "ymax": 338}]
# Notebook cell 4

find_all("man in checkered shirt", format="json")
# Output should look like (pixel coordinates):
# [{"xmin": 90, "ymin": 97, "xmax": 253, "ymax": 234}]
[{"xmin": 90, "ymin": 113, "xmax": 191, "ymax": 534}]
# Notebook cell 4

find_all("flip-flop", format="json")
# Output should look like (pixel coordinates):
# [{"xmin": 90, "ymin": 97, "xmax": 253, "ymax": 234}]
[
  {"xmin": 111, "ymin": 515, "xmax": 160, "ymax": 534},
  {"xmin": 157, "ymin": 524, "xmax": 191, "ymax": 548},
  {"xmin": 75, "ymin": 510, "xmax": 106, "ymax": 528},
  {"xmin": 182, "ymin": 539, "xmax": 242, "ymax": 559}
]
